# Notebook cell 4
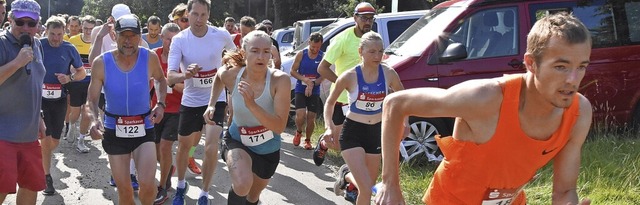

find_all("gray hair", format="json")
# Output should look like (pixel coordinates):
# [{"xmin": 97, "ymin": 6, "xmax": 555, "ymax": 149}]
[{"xmin": 161, "ymin": 23, "xmax": 180, "ymax": 36}]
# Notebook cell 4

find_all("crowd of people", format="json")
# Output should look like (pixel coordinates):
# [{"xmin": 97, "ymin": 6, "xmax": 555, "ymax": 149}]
[{"xmin": 0, "ymin": 0, "xmax": 594, "ymax": 205}]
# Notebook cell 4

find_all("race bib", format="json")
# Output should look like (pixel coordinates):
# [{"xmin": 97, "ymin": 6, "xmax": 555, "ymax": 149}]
[
  {"xmin": 192, "ymin": 69, "xmax": 216, "ymax": 88},
  {"xmin": 85, "ymin": 68, "xmax": 92, "ymax": 76},
  {"xmin": 115, "ymin": 116, "xmax": 146, "ymax": 138},
  {"xmin": 239, "ymin": 126, "xmax": 274, "ymax": 147},
  {"xmin": 42, "ymin": 83, "xmax": 62, "ymax": 99},
  {"xmin": 481, "ymin": 188, "xmax": 520, "ymax": 205},
  {"xmin": 354, "ymin": 92, "xmax": 384, "ymax": 111}
]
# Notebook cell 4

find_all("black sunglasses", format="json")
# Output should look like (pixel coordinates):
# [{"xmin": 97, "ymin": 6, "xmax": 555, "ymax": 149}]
[
  {"xmin": 179, "ymin": 18, "xmax": 189, "ymax": 23},
  {"xmin": 15, "ymin": 20, "xmax": 38, "ymax": 27}
]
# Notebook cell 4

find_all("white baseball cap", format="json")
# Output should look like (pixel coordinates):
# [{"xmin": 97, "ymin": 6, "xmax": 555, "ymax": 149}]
[{"xmin": 111, "ymin": 4, "xmax": 131, "ymax": 20}]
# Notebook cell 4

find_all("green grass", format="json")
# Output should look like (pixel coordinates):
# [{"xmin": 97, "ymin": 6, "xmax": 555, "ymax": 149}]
[{"xmin": 305, "ymin": 120, "xmax": 640, "ymax": 204}]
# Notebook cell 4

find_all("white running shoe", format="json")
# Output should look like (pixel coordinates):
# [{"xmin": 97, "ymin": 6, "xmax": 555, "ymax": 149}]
[{"xmin": 76, "ymin": 135, "xmax": 89, "ymax": 153}]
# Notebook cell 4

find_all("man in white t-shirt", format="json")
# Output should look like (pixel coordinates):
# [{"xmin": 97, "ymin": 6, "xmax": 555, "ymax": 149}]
[{"xmin": 166, "ymin": 0, "xmax": 235, "ymax": 204}]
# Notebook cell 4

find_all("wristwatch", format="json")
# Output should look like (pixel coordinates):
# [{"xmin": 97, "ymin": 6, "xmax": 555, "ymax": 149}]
[
  {"xmin": 69, "ymin": 74, "xmax": 75, "ymax": 81},
  {"xmin": 157, "ymin": 102, "xmax": 166, "ymax": 109}
]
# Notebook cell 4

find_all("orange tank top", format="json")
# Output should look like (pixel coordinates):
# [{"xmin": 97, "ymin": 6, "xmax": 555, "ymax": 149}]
[{"xmin": 423, "ymin": 74, "xmax": 580, "ymax": 205}]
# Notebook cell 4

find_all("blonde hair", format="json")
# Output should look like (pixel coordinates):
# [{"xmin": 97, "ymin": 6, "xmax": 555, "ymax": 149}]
[
  {"xmin": 241, "ymin": 30, "xmax": 271, "ymax": 51},
  {"xmin": 359, "ymin": 31, "xmax": 382, "ymax": 49}
]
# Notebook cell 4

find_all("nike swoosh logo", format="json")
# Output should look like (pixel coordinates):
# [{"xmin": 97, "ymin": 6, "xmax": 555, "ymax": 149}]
[{"xmin": 542, "ymin": 147, "xmax": 558, "ymax": 155}]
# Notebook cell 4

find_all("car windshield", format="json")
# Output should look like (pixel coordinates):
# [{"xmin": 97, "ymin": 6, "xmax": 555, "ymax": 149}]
[
  {"xmin": 386, "ymin": 7, "xmax": 464, "ymax": 57},
  {"xmin": 287, "ymin": 22, "xmax": 340, "ymax": 55}
]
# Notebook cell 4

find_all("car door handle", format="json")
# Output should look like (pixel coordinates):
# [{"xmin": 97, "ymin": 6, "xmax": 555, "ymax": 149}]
[{"xmin": 508, "ymin": 59, "xmax": 524, "ymax": 69}]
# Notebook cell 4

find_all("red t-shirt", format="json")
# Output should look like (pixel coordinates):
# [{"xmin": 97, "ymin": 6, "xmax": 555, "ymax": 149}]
[
  {"xmin": 232, "ymin": 33, "xmax": 242, "ymax": 49},
  {"xmin": 151, "ymin": 47, "xmax": 182, "ymax": 113}
]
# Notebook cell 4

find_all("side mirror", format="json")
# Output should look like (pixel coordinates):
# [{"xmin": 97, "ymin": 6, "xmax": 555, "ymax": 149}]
[{"xmin": 440, "ymin": 43, "xmax": 467, "ymax": 63}]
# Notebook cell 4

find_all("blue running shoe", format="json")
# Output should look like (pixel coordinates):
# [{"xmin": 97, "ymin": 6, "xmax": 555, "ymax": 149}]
[
  {"xmin": 197, "ymin": 195, "xmax": 211, "ymax": 205},
  {"xmin": 344, "ymin": 187, "xmax": 358, "ymax": 202},
  {"xmin": 172, "ymin": 182, "xmax": 189, "ymax": 205},
  {"xmin": 109, "ymin": 176, "xmax": 116, "ymax": 187},
  {"xmin": 131, "ymin": 174, "xmax": 139, "ymax": 191}
]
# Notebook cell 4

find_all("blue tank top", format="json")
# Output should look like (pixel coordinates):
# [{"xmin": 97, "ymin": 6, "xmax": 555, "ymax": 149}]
[
  {"xmin": 349, "ymin": 65, "xmax": 387, "ymax": 115},
  {"xmin": 294, "ymin": 49, "xmax": 323, "ymax": 95},
  {"xmin": 102, "ymin": 48, "xmax": 153, "ymax": 129},
  {"xmin": 228, "ymin": 67, "xmax": 281, "ymax": 154},
  {"xmin": 142, "ymin": 34, "xmax": 163, "ymax": 49}
]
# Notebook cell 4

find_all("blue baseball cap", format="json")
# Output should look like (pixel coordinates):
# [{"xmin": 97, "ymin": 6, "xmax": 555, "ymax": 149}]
[{"xmin": 11, "ymin": 0, "xmax": 41, "ymax": 20}]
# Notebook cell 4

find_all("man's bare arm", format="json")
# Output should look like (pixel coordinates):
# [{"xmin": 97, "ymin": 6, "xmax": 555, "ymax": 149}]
[
  {"xmin": 87, "ymin": 56, "xmax": 105, "ymax": 123},
  {"xmin": 551, "ymin": 95, "xmax": 592, "ymax": 205},
  {"xmin": 317, "ymin": 59, "xmax": 337, "ymax": 83}
]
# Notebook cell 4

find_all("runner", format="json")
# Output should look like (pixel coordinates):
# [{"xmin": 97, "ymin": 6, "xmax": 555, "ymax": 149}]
[
  {"xmin": 66, "ymin": 15, "xmax": 96, "ymax": 153},
  {"xmin": 63, "ymin": 15, "xmax": 80, "ymax": 41},
  {"xmin": 142, "ymin": 15, "xmax": 162, "ymax": 49},
  {"xmin": 0, "ymin": 0, "xmax": 47, "ymax": 203},
  {"xmin": 289, "ymin": 32, "xmax": 324, "ymax": 150},
  {"xmin": 87, "ymin": 14, "xmax": 167, "ymax": 205},
  {"xmin": 166, "ymin": 0, "xmax": 235, "ymax": 204},
  {"xmin": 39, "ymin": 16, "xmax": 86, "ymax": 196},
  {"xmin": 151, "ymin": 22, "xmax": 182, "ymax": 205},
  {"xmin": 169, "ymin": 3, "xmax": 189, "ymax": 31},
  {"xmin": 314, "ymin": 2, "xmax": 377, "ymax": 166},
  {"xmin": 375, "ymin": 13, "xmax": 593, "ymax": 205},
  {"xmin": 205, "ymin": 30, "xmax": 290, "ymax": 205},
  {"xmin": 324, "ymin": 32, "xmax": 403, "ymax": 204},
  {"xmin": 88, "ymin": 3, "xmax": 150, "ymax": 189}
]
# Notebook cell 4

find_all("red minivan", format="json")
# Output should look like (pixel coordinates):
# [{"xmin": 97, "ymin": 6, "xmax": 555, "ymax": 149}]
[{"xmin": 386, "ymin": 0, "xmax": 640, "ymax": 162}]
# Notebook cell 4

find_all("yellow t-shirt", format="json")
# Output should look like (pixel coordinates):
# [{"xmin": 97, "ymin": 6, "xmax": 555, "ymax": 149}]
[
  {"xmin": 323, "ymin": 27, "xmax": 361, "ymax": 104},
  {"xmin": 68, "ymin": 34, "xmax": 91, "ymax": 56}
]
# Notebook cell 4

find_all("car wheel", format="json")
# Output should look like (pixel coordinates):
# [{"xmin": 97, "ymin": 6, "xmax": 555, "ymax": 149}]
[{"xmin": 400, "ymin": 117, "xmax": 450, "ymax": 163}]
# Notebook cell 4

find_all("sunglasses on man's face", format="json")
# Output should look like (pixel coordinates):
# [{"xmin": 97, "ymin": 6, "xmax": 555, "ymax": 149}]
[{"xmin": 15, "ymin": 20, "xmax": 38, "ymax": 27}]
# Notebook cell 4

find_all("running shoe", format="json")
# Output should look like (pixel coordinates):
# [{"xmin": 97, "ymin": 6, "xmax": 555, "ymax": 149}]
[
  {"xmin": 75, "ymin": 136, "xmax": 90, "ymax": 153},
  {"xmin": 154, "ymin": 186, "xmax": 168, "ymax": 205},
  {"xmin": 344, "ymin": 187, "xmax": 358, "ymax": 202},
  {"xmin": 197, "ymin": 195, "xmax": 211, "ymax": 205},
  {"xmin": 333, "ymin": 164, "xmax": 350, "ymax": 196},
  {"xmin": 303, "ymin": 139, "xmax": 312, "ymax": 150},
  {"xmin": 43, "ymin": 174, "xmax": 55, "ymax": 195},
  {"xmin": 131, "ymin": 174, "xmax": 139, "ymax": 191},
  {"xmin": 65, "ymin": 122, "xmax": 77, "ymax": 143},
  {"xmin": 172, "ymin": 181, "xmax": 189, "ymax": 205},
  {"xmin": 109, "ymin": 176, "xmax": 116, "ymax": 187},
  {"xmin": 187, "ymin": 157, "xmax": 202, "ymax": 175},
  {"xmin": 293, "ymin": 131, "xmax": 302, "ymax": 146},
  {"xmin": 312, "ymin": 134, "xmax": 328, "ymax": 166}
]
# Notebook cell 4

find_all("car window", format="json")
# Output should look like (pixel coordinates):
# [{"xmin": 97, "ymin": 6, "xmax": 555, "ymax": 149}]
[
  {"xmin": 282, "ymin": 31, "xmax": 293, "ymax": 43},
  {"xmin": 530, "ymin": 0, "xmax": 640, "ymax": 48},
  {"xmin": 447, "ymin": 7, "xmax": 519, "ymax": 59},
  {"xmin": 387, "ymin": 19, "xmax": 419, "ymax": 45}
]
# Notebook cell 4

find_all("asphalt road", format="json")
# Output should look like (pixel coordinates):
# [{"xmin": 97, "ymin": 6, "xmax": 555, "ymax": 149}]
[{"xmin": 3, "ymin": 128, "xmax": 354, "ymax": 205}]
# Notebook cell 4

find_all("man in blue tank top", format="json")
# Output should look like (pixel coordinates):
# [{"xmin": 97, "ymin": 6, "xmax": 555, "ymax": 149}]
[
  {"xmin": 86, "ymin": 14, "xmax": 168, "ymax": 205},
  {"xmin": 289, "ymin": 32, "xmax": 324, "ymax": 150}
]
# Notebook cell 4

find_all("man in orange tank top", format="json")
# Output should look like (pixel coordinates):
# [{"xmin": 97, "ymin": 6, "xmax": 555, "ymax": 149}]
[{"xmin": 375, "ymin": 13, "xmax": 593, "ymax": 205}]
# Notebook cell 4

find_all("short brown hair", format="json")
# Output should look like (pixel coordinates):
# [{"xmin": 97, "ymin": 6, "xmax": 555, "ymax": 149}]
[
  {"xmin": 187, "ymin": 0, "xmax": 211, "ymax": 12},
  {"xmin": 309, "ymin": 32, "xmax": 323, "ymax": 43},
  {"xmin": 526, "ymin": 12, "xmax": 591, "ymax": 63},
  {"xmin": 240, "ymin": 16, "xmax": 256, "ymax": 28}
]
